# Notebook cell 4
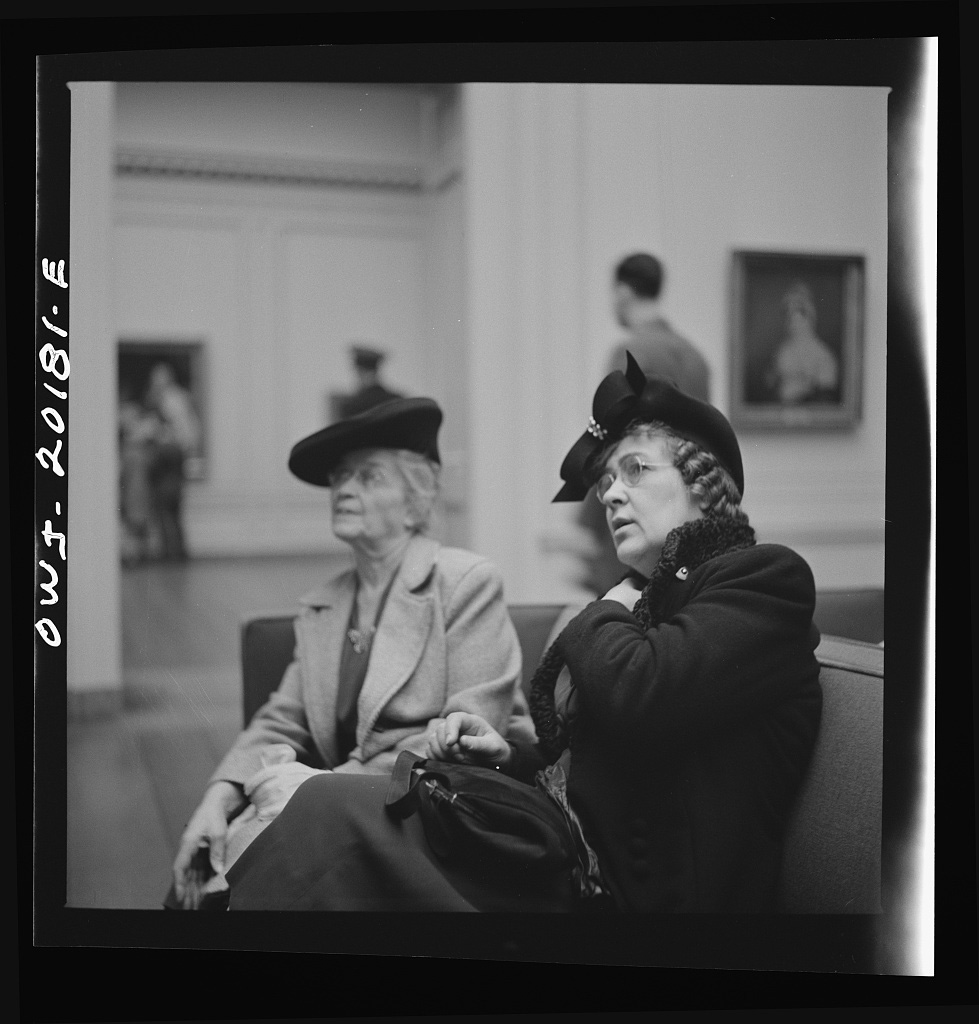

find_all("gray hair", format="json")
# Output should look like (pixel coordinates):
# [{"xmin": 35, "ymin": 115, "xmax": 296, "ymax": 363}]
[{"xmin": 392, "ymin": 450, "xmax": 441, "ymax": 532}]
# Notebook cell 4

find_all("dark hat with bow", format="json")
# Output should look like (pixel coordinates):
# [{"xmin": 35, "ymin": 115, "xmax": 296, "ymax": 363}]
[
  {"xmin": 553, "ymin": 352, "xmax": 744, "ymax": 501},
  {"xmin": 289, "ymin": 397, "xmax": 442, "ymax": 487}
]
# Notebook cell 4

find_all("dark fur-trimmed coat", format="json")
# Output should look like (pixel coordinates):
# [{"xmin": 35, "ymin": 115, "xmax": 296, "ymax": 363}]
[{"xmin": 515, "ymin": 524, "xmax": 823, "ymax": 913}]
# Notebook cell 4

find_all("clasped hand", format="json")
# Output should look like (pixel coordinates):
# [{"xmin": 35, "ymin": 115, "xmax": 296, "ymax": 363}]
[
  {"xmin": 426, "ymin": 712, "xmax": 511, "ymax": 768},
  {"xmin": 172, "ymin": 745, "xmax": 325, "ymax": 908}
]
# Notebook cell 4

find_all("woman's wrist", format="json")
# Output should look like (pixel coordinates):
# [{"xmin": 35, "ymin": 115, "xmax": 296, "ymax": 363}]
[{"xmin": 206, "ymin": 780, "xmax": 246, "ymax": 812}]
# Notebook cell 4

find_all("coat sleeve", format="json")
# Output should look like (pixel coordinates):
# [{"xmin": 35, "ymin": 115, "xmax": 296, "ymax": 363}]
[
  {"xmin": 331, "ymin": 556, "xmax": 524, "ymax": 777},
  {"xmin": 208, "ymin": 648, "xmax": 321, "ymax": 787},
  {"xmin": 555, "ymin": 545, "xmax": 818, "ymax": 753},
  {"xmin": 437, "ymin": 557, "xmax": 523, "ymax": 732}
]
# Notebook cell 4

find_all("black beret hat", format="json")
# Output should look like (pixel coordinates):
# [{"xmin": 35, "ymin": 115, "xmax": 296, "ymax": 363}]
[
  {"xmin": 289, "ymin": 397, "xmax": 442, "ymax": 487},
  {"xmin": 553, "ymin": 351, "xmax": 744, "ymax": 501}
]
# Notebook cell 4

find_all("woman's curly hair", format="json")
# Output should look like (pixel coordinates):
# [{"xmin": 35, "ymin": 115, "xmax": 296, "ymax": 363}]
[
  {"xmin": 528, "ymin": 421, "xmax": 751, "ymax": 760},
  {"xmin": 593, "ymin": 419, "xmax": 746, "ymax": 522}
]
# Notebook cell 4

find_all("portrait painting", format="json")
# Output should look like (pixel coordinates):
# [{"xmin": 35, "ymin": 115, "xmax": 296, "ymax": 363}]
[
  {"xmin": 118, "ymin": 338, "xmax": 208, "ymax": 479},
  {"xmin": 730, "ymin": 251, "xmax": 865, "ymax": 429}
]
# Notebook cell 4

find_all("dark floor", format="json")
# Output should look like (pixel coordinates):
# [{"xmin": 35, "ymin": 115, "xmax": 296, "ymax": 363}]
[{"xmin": 66, "ymin": 553, "xmax": 347, "ymax": 909}]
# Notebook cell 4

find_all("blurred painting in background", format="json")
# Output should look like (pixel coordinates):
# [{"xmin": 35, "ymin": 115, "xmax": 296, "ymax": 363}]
[
  {"xmin": 729, "ymin": 251, "xmax": 864, "ymax": 430},
  {"xmin": 117, "ymin": 340, "xmax": 206, "ymax": 562}
]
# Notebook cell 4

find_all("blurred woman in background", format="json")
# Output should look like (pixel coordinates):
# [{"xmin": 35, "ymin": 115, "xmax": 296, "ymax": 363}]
[{"xmin": 765, "ymin": 280, "xmax": 839, "ymax": 405}]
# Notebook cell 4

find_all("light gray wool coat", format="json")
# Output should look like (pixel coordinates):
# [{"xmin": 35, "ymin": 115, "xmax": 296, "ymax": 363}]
[{"xmin": 209, "ymin": 534, "xmax": 528, "ymax": 788}]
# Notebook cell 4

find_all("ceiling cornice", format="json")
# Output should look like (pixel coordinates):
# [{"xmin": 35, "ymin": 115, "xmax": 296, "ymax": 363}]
[{"xmin": 115, "ymin": 146, "xmax": 427, "ymax": 193}]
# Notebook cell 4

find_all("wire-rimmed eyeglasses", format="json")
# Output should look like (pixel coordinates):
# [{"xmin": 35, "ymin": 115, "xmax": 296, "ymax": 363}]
[
  {"xmin": 328, "ymin": 463, "xmax": 391, "ymax": 490},
  {"xmin": 595, "ymin": 453, "xmax": 673, "ymax": 501}
]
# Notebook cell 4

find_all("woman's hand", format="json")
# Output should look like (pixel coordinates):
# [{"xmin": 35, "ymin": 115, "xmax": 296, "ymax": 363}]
[
  {"xmin": 172, "ymin": 780, "xmax": 246, "ymax": 909},
  {"xmin": 244, "ymin": 761, "xmax": 328, "ymax": 822},
  {"xmin": 603, "ymin": 576, "xmax": 643, "ymax": 611},
  {"xmin": 427, "ymin": 712, "xmax": 512, "ymax": 769}
]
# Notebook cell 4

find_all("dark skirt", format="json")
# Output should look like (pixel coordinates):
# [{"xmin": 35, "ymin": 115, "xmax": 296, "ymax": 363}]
[{"xmin": 225, "ymin": 772, "xmax": 579, "ymax": 912}]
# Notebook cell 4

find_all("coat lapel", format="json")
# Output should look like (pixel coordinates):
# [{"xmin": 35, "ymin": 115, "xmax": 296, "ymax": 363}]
[
  {"xmin": 296, "ymin": 569, "xmax": 356, "ymax": 767},
  {"xmin": 356, "ymin": 534, "xmax": 439, "ymax": 744}
]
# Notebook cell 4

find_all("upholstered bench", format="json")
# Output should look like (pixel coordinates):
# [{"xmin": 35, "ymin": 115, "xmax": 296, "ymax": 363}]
[
  {"xmin": 240, "ymin": 603, "xmax": 882, "ymax": 914},
  {"xmin": 813, "ymin": 588, "xmax": 884, "ymax": 645}
]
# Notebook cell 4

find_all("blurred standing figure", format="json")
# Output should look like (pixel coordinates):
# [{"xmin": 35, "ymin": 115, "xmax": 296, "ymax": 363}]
[
  {"xmin": 579, "ymin": 253, "xmax": 713, "ymax": 594},
  {"xmin": 145, "ymin": 362, "xmax": 201, "ymax": 561},
  {"xmin": 118, "ymin": 387, "xmax": 161, "ymax": 564},
  {"xmin": 765, "ymin": 281, "xmax": 839, "ymax": 404},
  {"xmin": 608, "ymin": 253, "xmax": 710, "ymax": 402},
  {"xmin": 337, "ymin": 344, "xmax": 404, "ymax": 420}
]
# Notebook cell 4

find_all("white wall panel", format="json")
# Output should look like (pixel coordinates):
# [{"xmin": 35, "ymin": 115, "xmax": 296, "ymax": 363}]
[
  {"xmin": 463, "ymin": 83, "xmax": 594, "ymax": 603},
  {"xmin": 578, "ymin": 84, "xmax": 888, "ymax": 591},
  {"xmin": 67, "ymin": 82, "xmax": 121, "ymax": 707},
  {"xmin": 281, "ymin": 227, "xmax": 427, "ymax": 448},
  {"xmin": 462, "ymin": 82, "xmax": 886, "ymax": 599},
  {"xmin": 114, "ymin": 176, "xmax": 429, "ymax": 556},
  {"xmin": 421, "ymin": 178, "xmax": 469, "ymax": 547},
  {"xmin": 114, "ymin": 216, "xmax": 243, "ymax": 487}
]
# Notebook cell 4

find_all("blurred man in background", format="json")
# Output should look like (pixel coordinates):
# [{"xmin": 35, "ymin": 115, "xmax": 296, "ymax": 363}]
[
  {"xmin": 336, "ymin": 344, "xmax": 404, "ymax": 420},
  {"xmin": 608, "ymin": 252, "xmax": 710, "ymax": 402}
]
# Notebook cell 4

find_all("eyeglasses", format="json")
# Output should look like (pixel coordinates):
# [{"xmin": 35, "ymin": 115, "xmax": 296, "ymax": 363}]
[
  {"xmin": 328, "ymin": 463, "xmax": 392, "ymax": 490},
  {"xmin": 595, "ymin": 453, "xmax": 673, "ymax": 501}
]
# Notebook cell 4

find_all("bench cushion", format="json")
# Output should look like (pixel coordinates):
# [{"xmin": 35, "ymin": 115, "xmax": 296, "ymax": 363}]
[
  {"xmin": 778, "ymin": 636, "xmax": 883, "ymax": 912},
  {"xmin": 813, "ymin": 588, "xmax": 884, "ymax": 645},
  {"xmin": 239, "ymin": 608, "xmax": 883, "ymax": 914}
]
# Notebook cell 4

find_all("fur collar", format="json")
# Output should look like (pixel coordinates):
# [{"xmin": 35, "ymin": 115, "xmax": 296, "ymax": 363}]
[
  {"xmin": 633, "ymin": 514, "xmax": 756, "ymax": 629},
  {"xmin": 529, "ymin": 513, "xmax": 755, "ymax": 760}
]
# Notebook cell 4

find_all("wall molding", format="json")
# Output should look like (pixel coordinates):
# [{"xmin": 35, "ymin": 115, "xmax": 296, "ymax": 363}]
[
  {"xmin": 116, "ymin": 145, "xmax": 427, "ymax": 193},
  {"xmin": 116, "ymin": 176, "xmax": 425, "ymax": 228},
  {"xmin": 182, "ymin": 486, "xmax": 467, "ymax": 558}
]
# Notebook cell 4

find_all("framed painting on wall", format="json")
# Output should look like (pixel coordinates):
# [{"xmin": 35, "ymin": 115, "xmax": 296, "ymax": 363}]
[
  {"xmin": 729, "ymin": 251, "xmax": 865, "ymax": 430},
  {"xmin": 117, "ymin": 339, "xmax": 208, "ymax": 480}
]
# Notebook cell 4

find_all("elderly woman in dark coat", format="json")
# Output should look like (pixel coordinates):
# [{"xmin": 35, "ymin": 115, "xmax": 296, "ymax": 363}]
[{"xmin": 225, "ymin": 356, "xmax": 822, "ymax": 912}]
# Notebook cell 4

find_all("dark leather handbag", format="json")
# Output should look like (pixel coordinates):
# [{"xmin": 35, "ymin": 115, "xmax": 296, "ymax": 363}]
[{"xmin": 385, "ymin": 749, "xmax": 577, "ymax": 876}]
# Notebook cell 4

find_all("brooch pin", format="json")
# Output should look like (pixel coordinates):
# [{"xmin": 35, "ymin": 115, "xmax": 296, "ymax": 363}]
[
  {"xmin": 347, "ymin": 626, "xmax": 376, "ymax": 654},
  {"xmin": 675, "ymin": 567, "xmax": 689, "ymax": 581},
  {"xmin": 586, "ymin": 416, "xmax": 607, "ymax": 440}
]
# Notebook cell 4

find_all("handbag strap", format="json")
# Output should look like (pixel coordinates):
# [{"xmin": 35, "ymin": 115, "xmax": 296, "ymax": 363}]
[{"xmin": 384, "ymin": 749, "xmax": 429, "ymax": 819}]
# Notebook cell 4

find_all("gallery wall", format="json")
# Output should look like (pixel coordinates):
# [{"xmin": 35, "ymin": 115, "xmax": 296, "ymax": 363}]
[
  {"xmin": 578, "ymin": 83, "xmax": 887, "ymax": 570},
  {"xmin": 111, "ymin": 79, "xmax": 886, "ymax": 590},
  {"xmin": 113, "ymin": 82, "xmax": 468, "ymax": 555},
  {"xmin": 462, "ymin": 82, "xmax": 887, "ymax": 601}
]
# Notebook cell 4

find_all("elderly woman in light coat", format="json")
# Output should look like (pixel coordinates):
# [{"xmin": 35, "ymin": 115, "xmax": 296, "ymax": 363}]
[{"xmin": 170, "ymin": 398, "xmax": 530, "ymax": 908}]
